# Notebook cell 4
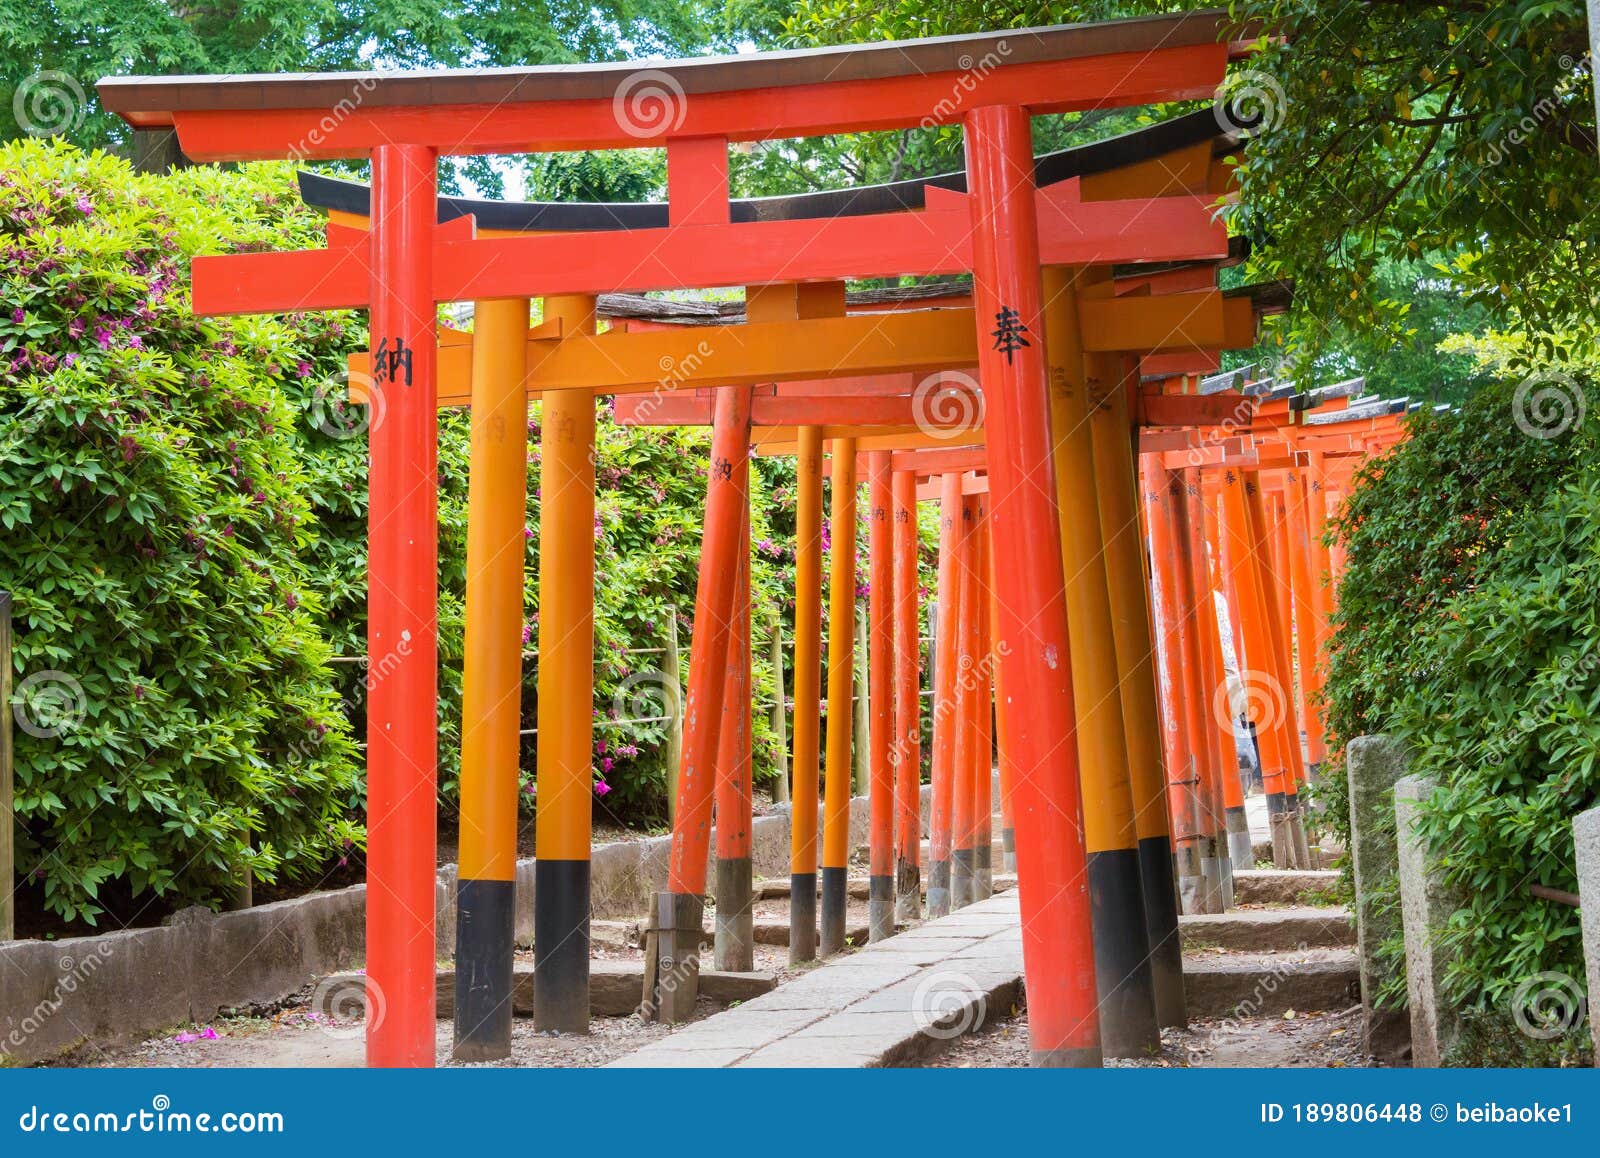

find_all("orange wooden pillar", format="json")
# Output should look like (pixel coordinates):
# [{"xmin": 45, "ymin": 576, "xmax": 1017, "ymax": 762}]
[
  {"xmin": 1220, "ymin": 470, "xmax": 1299, "ymax": 867},
  {"xmin": 654, "ymin": 383, "xmax": 753, "ymax": 1020},
  {"xmin": 970, "ymin": 504, "xmax": 995, "ymax": 902},
  {"xmin": 452, "ymin": 296, "xmax": 529, "ymax": 1062},
  {"xmin": 927, "ymin": 471, "xmax": 964, "ymax": 919},
  {"xmin": 533, "ymin": 295, "xmax": 600, "ymax": 1034},
  {"xmin": 1303, "ymin": 449, "xmax": 1337, "ymax": 719},
  {"xmin": 1045, "ymin": 271, "xmax": 1158, "ymax": 1053},
  {"xmin": 365, "ymin": 143, "xmax": 440, "ymax": 1068},
  {"xmin": 965, "ymin": 103, "xmax": 1099, "ymax": 1067},
  {"xmin": 1202, "ymin": 482, "xmax": 1255, "ymax": 870},
  {"xmin": 950, "ymin": 493, "xmax": 980, "ymax": 911},
  {"xmin": 1144, "ymin": 466, "xmax": 1207, "ymax": 914},
  {"xmin": 713, "ymin": 498, "xmax": 754, "ymax": 970},
  {"xmin": 1284, "ymin": 464, "xmax": 1328, "ymax": 780},
  {"xmin": 866, "ymin": 450, "xmax": 897, "ymax": 940},
  {"xmin": 789, "ymin": 426, "xmax": 824, "ymax": 962},
  {"xmin": 1182, "ymin": 468, "xmax": 1228, "ymax": 912},
  {"xmin": 891, "ymin": 469, "xmax": 923, "ymax": 923},
  {"xmin": 1094, "ymin": 374, "xmax": 1185, "ymax": 1028},
  {"xmin": 989, "ymin": 569, "xmax": 1018, "ymax": 878},
  {"xmin": 1244, "ymin": 473, "xmax": 1311, "ymax": 868},
  {"xmin": 820, "ymin": 436, "xmax": 858, "ymax": 956}
]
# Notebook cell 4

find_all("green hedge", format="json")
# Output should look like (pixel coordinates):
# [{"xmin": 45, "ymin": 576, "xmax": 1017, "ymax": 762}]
[
  {"xmin": 0, "ymin": 141, "xmax": 363, "ymax": 923},
  {"xmin": 1320, "ymin": 372, "xmax": 1600, "ymax": 1018}
]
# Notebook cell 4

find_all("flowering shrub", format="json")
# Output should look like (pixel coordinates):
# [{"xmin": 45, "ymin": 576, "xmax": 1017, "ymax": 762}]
[{"xmin": 0, "ymin": 141, "xmax": 363, "ymax": 924}]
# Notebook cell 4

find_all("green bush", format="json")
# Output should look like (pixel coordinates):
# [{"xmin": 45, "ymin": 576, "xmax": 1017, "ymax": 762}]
[
  {"xmin": 1319, "ymin": 371, "xmax": 1600, "ymax": 1022},
  {"xmin": 0, "ymin": 140, "xmax": 363, "ymax": 923}
]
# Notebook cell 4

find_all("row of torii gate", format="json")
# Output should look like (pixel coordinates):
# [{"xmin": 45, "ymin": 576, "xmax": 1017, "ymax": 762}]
[{"xmin": 100, "ymin": 12, "xmax": 1411, "ymax": 1067}]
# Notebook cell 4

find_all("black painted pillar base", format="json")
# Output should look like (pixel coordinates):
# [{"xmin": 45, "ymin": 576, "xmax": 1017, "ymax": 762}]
[
  {"xmin": 1266, "ymin": 790, "xmax": 1292, "ymax": 868},
  {"xmin": 974, "ymin": 842, "xmax": 993, "ymax": 901},
  {"xmin": 533, "ymin": 859, "xmax": 590, "ymax": 1034},
  {"xmin": 1001, "ymin": 827, "xmax": 1016, "ymax": 873},
  {"xmin": 453, "ymin": 877, "xmax": 514, "ymax": 1062},
  {"xmin": 894, "ymin": 859, "xmax": 920, "ymax": 923},
  {"xmin": 714, "ymin": 856, "xmax": 754, "ymax": 971},
  {"xmin": 927, "ymin": 858, "xmax": 952, "ymax": 918},
  {"xmin": 645, "ymin": 891, "xmax": 702, "ymax": 1024},
  {"xmin": 868, "ymin": 875, "xmax": 894, "ymax": 941},
  {"xmin": 1088, "ymin": 847, "xmax": 1160, "ymax": 1058},
  {"xmin": 1225, "ymin": 804, "xmax": 1254, "ymax": 867},
  {"xmin": 1137, "ymin": 835, "xmax": 1186, "ymax": 1028},
  {"xmin": 788, "ymin": 872, "xmax": 818, "ymax": 963},
  {"xmin": 950, "ymin": 846, "xmax": 975, "ymax": 911},
  {"xmin": 819, "ymin": 866, "xmax": 848, "ymax": 956}
]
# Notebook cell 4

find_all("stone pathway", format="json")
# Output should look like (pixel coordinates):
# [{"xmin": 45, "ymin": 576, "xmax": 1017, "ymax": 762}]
[{"xmin": 607, "ymin": 893, "xmax": 1024, "ymax": 1068}]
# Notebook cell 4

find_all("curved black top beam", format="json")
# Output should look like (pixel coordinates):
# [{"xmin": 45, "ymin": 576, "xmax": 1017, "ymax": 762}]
[{"xmin": 296, "ymin": 107, "xmax": 1236, "ymax": 233}]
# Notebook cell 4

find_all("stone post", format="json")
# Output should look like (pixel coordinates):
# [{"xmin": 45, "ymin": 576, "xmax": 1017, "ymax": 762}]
[
  {"xmin": 1395, "ymin": 773, "xmax": 1458, "ymax": 1067},
  {"xmin": 1345, "ymin": 734, "xmax": 1411, "ymax": 1058},
  {"xmin": 1574, "ymin": 806, "xmax": 1600, "ymax": 1066}
]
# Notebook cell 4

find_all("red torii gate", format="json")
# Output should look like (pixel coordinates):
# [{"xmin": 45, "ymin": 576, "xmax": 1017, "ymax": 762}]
[{"xmin": 100, "ymin": 12, "xmax": 1258, "ymax": 1068}]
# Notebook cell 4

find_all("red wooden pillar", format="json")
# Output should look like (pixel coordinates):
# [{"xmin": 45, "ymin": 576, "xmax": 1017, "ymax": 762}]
[
  {"xmin": 964, "ymin": 103, "xmax": 1099, "ymax": 1067},
  {"xmin": 927, "ymin": 471, "xmax": 964, "ymax": 918},
  {"xmin": 654, "ymin": 384, "xmax": 753, "ymax": 1020},
  {"xmin": 891, "ymin": 469, "xmax": 923, "ymax": 923},
  {"xmin": 366, "ymin": 142, "xmax": 440, "ymax": 1069},
  {"xmin": 789, "ymin": 426, "xmax": 825, "ymax": 962},
  {"xmin": 950, "ymin": 493, "xmax": 980, "ymax": 911},
  {"xmin": 713, "ymin": 497, "xmax": 754, "ymax": 970},
  {"xmin": 1182, "ymin": 469, "xmax": 1227, "ymax": 913},
  {"xmin": 866, "ymin": 450, "xmax": 896, "ymax": 940},
  {"xmin": 970, "ymin": 504, "xmax": 994, "ymax": 901}
]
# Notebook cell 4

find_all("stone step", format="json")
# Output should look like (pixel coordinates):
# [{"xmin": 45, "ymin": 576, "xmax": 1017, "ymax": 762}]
[
  {"xmin": 752, "ymin": 878, "xmax": 873, "ymax": 902},
  {"xmin": 753, "ymin": 918, "xmax": 871, "ymax": 947},
  {"xmin": 314, "ymin": 959, "xmax": 777, "ymax": 1021},
  {"xmin": 1182, "ymin": 947, "xmax": 1359, "ymax": 1018},
  {"xmin": 1231, "ymin": 868, "xmax": 1340, "ymax": 906},
  {"xmin": 1181, "ymin": 906, "xmax": 1354, "ymax": 952}
]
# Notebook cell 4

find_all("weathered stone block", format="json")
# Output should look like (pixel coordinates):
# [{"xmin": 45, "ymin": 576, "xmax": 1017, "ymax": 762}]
[
  {"xmin": 1574, "ymin": 806, "xmax": 1600, "ymax": 1066},
  {"xmin": 1346, "ymin": 734, "xmax": 1411, "ymax": 1058},
  {"xmin": 1395, "ymin": 774, "xmax": 1458, "ymax": 1067}
]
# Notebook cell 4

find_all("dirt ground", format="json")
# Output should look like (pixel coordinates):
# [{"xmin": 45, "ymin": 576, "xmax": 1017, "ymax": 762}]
[{"xmin": 921, "ymin": 1004, "xmax": 1376, "ymax": 1068}]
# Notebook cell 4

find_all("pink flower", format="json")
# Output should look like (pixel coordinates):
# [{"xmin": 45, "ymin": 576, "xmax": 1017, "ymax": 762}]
[
  {"xmin": 68, "ymin": 317, "xmax": 85, "ymax": 339},
  {"xmin": 296, "ymin": 360, "xmax": 313, "ymax": 378},
  {"xmin": 200, "ymin": 1027, "xmax": 219, "ymax": 1041},
  {"xmin": 593, "ymin": 780, "xmax": 611, "ymax": 797}
]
